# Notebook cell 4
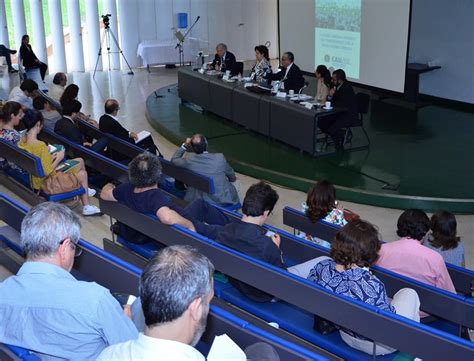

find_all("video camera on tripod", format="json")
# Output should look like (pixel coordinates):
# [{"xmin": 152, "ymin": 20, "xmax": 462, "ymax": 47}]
[
  {"xmin": 93, "ymin": 13, "xmax": 134, "ymax": 77},
  {"xmin": 101, "ymin": 14, "xmax": 112, "ymax": 29}
]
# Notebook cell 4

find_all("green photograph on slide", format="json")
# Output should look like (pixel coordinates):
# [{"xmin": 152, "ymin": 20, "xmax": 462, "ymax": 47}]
[{"xmin": 315, "ymin": 0, "xmax": 361, "ymax": 79}]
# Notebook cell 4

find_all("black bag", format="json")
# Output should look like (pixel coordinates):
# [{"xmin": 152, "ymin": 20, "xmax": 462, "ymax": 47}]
[
  {"xmin": 313, "ymin": 315, "xmax": 337, "ymax": 335},
  {"xmin": 111, "ymin": 222, "xmax": 153, "ymax": 245}
]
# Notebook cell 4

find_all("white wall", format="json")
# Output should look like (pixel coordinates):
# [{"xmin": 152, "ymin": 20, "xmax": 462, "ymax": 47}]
[
  {"xmin": 409, "ymin": 0, "xmax": 474, "ymax": 104},
  {"xmin": 135, "ymin": 0, "xmax": 278, "ymax": 61}
]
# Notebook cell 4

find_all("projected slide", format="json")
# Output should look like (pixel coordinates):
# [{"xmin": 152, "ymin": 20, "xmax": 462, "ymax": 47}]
[{"xmin": 315, "ymin": 0, "xmax": 361, "ymax": 79}]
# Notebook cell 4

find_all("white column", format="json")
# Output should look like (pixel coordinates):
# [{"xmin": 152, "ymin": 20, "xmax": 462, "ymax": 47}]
[
  {"xmin": 29, "ymin": 0, "xmax": 47, "ymax": 62},
  {"xmin": 48, "ymin": 0, "xmax": 67, "ymax": 71},
  {"xmin": 85, "ymin": 0, "xmax": 101, "ymax": 71},
  {"xmin": 11, "ymin": 0, "xmax": 27, "ymax": 49},
  {"xmin": 0, "ymin": 0, "xmax": 9, "ymax": 46},
  {"xmin": 103, "ymin": 0, "xmax": 120, "ymax": 70},
  {"xmin": 117, "ymin": 0, "xmax": 140, "ymax": 68},
  {"xmin": 66, "ymin": 0, "xmax": 85, "ymax": 71}
]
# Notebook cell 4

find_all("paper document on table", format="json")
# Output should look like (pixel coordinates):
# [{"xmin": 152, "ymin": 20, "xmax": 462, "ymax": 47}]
[
  {"xmin": 135, "ymin": 131, "xmax": 151, "ymax": 144},
  {"xmin": 207, "ymin": 334, "xmax": 246, "ymax": 361}
]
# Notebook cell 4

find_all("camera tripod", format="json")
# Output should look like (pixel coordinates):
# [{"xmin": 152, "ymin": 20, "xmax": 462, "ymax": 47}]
[{"xmin": 93, "ymin": 16, "xmax": 133, "ymax": 77}]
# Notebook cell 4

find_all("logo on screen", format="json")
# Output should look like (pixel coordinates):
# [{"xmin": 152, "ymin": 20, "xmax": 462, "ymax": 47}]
[{"xmin": 324, "ymin": 54, "xmax": 330, "ymax": 62}]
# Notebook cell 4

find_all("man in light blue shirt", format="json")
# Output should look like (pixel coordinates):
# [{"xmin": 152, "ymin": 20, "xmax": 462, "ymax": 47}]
[{"xmin": 0, "ymin": 202, "xmax": 138, "ymax": 360}]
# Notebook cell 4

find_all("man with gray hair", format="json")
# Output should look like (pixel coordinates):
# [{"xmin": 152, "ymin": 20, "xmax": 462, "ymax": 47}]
[
  {"xmin": 172, "ymin": 133, "xmax": 240, "ymax": 206},
  {"xmin": 98, "ymin": 245, "xmax": 214, "ymax": 360},
  {"xmin": 0, "ymin": 202, "xmax": 138, "ymax": 360},
  {"xmin": 210, "ymin": 42, "xmax": 236, "ymax": 72}
]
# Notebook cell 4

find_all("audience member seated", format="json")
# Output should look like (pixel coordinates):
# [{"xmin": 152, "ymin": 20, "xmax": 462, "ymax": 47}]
[
  {"xmin": 424, "ymin": 210, "xmax": 465, "ymax": 267},
  {"xmin": 60, "ymin": 84, "xmax": 98, "ymax": 126},
  {"xmin": 99, "ymin": 99, "xmax": 160, "ymax": 157},
  {"xmin": 318, "ymin": 69, "xmax": 358, "ymax": 150},
  {"xmin": 209, "ymin": 43, "xmax": 236, "ymax": 73},
  {"xmin": 376, "ymin": 209, "xmax": 455, "ymax": 297},
  {"xmin": 0, "ymin": 202, "xmax": 137, "ymax": 359},
  {"xmin": 314, "ymin": 65, "xmax": 331, "ymax": 103},
  {"xmin": 297, "ymin": 180, "xmax": 348, "ymax": 248},
  {"xmin": 307, "ymin": 220, "xmax": 420, "ymax": 356},
  {"xmin": 19, "ymin": 34, "xmax": 48, "ymax": 80},
  {"xmin": 0, "ymin": 44, "xmax": 18, "ymax": 73},
  {"xmin": 265, "ymin": 51, "xmax": 305, "ymax": 92},
  {"xmin": 216, "ymin": 181, "xmax": 285, "ymax": 302},
  {"xmin": 49, "ymin": 72, "xmax": 67, "ymax": 101},
  {"xmin": 251, "ymin": 45, "xmax": 271, "ymax": 83},
  {"xmin": 171, "ymin": 134, "xmax": 240, "ymax": 206},
  {"xmin": 54, "ymin": 99, "xmax": 108, "ymax": 153},
  {"xmin": 19, "ymin": 110, "xmax": 102, "ymax": 216},
  {"xmin": 100, "ymin": 153, "xmax": 229, "ymax": 240},
  {"xmin": 32, "ymin": 96, "xmax": 62, "ymax": 130},
  {"xmin": 98, "ymin": 245, "xmax": 214, "ymax": 360},
  {"xmin": 0, "ymin": 101, "xmax": 25, "ymax": 170},
  {"xmin": 8, "ymin": 79, "xmax": 38, "ymax": 109}
]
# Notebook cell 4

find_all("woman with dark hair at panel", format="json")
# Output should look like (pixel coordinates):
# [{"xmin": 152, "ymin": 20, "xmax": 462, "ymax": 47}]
[
  {"xmin": 18, "ymin": 110, "xmax": 102, "ymax": 216},
  {"xmin": 376, "ymin": 209, "xmax": 455, "ymax": 295},
  {"xmin": 251, "ymin": 45, "xmax": 271, "ymax": 83},
  {"xmin": 60, "ymin": 84, "xmax": 98, "ymax": 127},
  {"xmin": 297, "ymin": 180, "xmax": 348, "ymax": 248},
  {"xmin": 0, "ymin": 101, "xmax": 25, "ymax": 170},
  {"xmin": 19, "ymin": 34, "xmax": 48, "ymax": 80},
  {"xmin": 424, "ymin": 211, "xmax": 465, "ymax": 267},
  {"xmin": 306, "ymin": 220, "xmax": 420, "ymax": 355},
  {"xmin": 314, "ymin": 65, "xmax": 331, "ymax": 103}
]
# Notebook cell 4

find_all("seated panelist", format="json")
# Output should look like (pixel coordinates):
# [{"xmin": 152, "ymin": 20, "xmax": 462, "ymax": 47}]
[
  {"xmin": 251, "ymin": 45, "xmax": 272, "ymax": 83},
  {"xmin": 209, "ymin": 43, "xmax": 236, "ymax": 73},
  {"xmin": 265, "ymin": 51, "xmax": 305, "ymax": 92},
  {"xmin": 318, "ymin": 69, "xmax": 358, "ymax": 150}
]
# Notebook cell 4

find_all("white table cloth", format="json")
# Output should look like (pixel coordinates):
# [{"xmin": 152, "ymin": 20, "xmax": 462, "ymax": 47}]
[{"xmin": 137, "ymin": 38, "xmax": 207, "ymax": 66}]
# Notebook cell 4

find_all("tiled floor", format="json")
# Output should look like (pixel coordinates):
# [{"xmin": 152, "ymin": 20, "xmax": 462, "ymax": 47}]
[{"xmin": 0, "ymin": 67, "xmax": 472, "ymax": 270}]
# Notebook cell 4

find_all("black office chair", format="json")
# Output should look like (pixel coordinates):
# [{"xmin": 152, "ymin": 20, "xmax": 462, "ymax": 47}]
[
  {"xmin": 342, "ymin": 92, "xmax": 371, "ymax": 149},
  {"xmin": 320, "ymin": 92, "xmax": 371, "ymax": 153},
  {"xmin": 232, "ymin": 61, "xmax": 244, "ymax": 76}
]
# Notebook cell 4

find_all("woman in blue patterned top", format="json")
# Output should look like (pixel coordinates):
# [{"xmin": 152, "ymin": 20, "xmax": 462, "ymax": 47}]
[{"xmin": 307, "ymin": 220, "xmax": 421, "ymax": 356}]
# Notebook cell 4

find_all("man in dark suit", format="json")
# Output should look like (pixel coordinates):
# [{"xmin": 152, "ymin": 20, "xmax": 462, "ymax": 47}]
[
  {"xmin": 318, "ymin": 69, "xmax": 358, "ymax": 150},
  {"xmin": 210, "ymin": 43, "xmax": 236, "ymax": 73},
  {"xmin": 99, "ymin": 99, "xmax": 159, "ymax": 157},
  {"xmin": 266, "ymin": 52, "xmax": 305, "ymax": 92},
  {"xmin": 171, "ymin": 134, "xmax": 240, "ymax": 206},
  {"xmin": 55, "ymin": 100, "xmax": 107, "ymax": 153}
]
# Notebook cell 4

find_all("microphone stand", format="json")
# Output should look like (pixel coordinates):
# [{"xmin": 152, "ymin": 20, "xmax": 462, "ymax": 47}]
[
  {"xmin": 175, "ymin": 16, "xmax": 201, "ymax": 67},
  {"xmin": 297, "ymin": 82, "xmax": 309, "ymax": 100}
]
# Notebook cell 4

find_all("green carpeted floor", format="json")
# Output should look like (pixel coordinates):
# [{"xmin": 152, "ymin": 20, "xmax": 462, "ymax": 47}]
[{"xmin": 147, "ymin": 86, "xmax": 474, "ymax": 213}]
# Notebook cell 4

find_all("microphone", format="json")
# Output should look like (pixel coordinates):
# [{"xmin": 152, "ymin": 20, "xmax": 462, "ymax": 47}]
[
  {"xmin": 298, "ymin": 81, "xmax": 309, "ymax": 95},
  {"xmin": 197, "ymin": 16, "xmax": 201, "ymax": 20},
  {"xmin": 296, "ymin": 81, "xmax": 309, "ymax": 101}
]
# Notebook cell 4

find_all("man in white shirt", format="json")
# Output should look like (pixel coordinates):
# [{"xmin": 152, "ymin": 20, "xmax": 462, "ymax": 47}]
[
  {"xmin": 8, "ymin": 79, "xmax": 38, "ymax": 109},
  {"xmin": 97, "ymin": 245, "xmax": 214, "ymax": 361},
  {"xmin": 48, "ymin": 72, "xmax": 67, "ymax": 101}
]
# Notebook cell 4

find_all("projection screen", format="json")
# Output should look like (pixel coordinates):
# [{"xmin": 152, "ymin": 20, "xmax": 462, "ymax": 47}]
[{"xmin": 278, "ymin": 0, "xmax": 412, "ymax": 92}]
